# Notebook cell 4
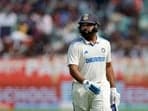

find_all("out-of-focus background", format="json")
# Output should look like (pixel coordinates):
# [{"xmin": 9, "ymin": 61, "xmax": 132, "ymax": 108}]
[{"xmin": 0, "ymin": 0, "xmax": 147, "ymax": 111}]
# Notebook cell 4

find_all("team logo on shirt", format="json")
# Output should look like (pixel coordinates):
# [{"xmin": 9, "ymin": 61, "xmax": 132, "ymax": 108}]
[
  {"xmin": 101, "ymin": 48, "xmax": 105, "ymax": 53},
  {"xmin": 84, "ymin": 50, "xmax": 88, "ymax": 54}
]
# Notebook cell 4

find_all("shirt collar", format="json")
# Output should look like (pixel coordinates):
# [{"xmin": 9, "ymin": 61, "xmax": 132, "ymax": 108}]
[{"xmin": 81, "ymin": 34, "xmax": 100, "ymax": 45}]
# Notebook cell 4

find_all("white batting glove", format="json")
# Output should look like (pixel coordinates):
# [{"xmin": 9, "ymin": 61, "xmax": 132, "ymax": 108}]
[
  {"xmin": 110, "ymin": 88, "xmax": 120, "ymax": 106},
  {"xmin": 83, "ymin": 80, "xmax": 100, "ymax": 95}
]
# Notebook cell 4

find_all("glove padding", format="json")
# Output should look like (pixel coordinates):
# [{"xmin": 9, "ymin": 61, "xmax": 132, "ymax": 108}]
[
  {"xmin": 83, "ymin": 80, "xmax": 100, "ymax": 95},
  {"xmin": 110, "ymin": 88, "xmax": 120, "ymax": 106}
]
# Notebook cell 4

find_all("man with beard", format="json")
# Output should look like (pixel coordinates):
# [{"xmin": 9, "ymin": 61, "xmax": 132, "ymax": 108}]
[{"xmin": 67, "ymin": 13, "xmax": 120, "ymax": 111}]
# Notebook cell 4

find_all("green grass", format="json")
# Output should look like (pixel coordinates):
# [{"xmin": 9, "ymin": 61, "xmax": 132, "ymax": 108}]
[
  {"xmin": 13, "ymin": 108, "xmax": 148, "ymax": 111},
  {"xmin": 120, "ymin": 108, "xmax": 148, "ymax": 111},
  {"xmin": 1, "ymin": 107, "xmax": 147, "ymax": 111},
  {"xmin": 15, "ymin": 108, "xmax": 72, "ymax": 111}
]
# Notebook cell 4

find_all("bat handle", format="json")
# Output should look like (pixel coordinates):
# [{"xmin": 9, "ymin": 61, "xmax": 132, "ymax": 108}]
[{"xmin": 111, "ymin": 104, "xmax": 118, "ymax": 111}]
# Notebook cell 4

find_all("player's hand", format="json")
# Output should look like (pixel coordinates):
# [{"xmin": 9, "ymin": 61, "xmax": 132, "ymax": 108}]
[
  {"xmin": 110, "ymin": 88, "xmax": 120, "ymax": 106},
  {"xmin": 83, "ymin": 80, "xmax": 100, "ymax": 95}
]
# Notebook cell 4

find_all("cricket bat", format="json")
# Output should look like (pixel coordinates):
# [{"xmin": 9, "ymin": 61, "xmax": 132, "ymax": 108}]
[{"xmin": 111, "ymin": 104, "xmax": 118, "ymax": 111}]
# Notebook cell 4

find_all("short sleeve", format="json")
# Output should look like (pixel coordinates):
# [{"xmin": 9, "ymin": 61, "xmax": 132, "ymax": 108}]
[
  {"xmin": 67, "ymin": 44, "xmax": 80, "ymax": 65},
  {"xmin": 106, "ymin": 42, "xmax": 111, "ymax": 62}
]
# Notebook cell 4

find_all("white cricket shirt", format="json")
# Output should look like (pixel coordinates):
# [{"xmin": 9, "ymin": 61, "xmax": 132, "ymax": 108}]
[{"xmin": 67, "ymin": 35, "xmax": 111, "ymax": 82}]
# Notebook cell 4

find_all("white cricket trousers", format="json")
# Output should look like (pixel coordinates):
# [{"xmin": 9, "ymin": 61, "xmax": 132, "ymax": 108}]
[{"xmin": 72, "ymin": 81, "xmax": 112, "ymax": 111}]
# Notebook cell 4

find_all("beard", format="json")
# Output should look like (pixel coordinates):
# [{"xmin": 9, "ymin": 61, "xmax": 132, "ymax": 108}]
[{"xmin": 79, "ymin": 28, "xmax": 97, "ymax": 41}]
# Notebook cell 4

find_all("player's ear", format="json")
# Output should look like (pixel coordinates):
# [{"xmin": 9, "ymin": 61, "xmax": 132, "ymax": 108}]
[
  {"xmin": 95, "ymin": 24, "xmax": 98, "ymax": 30},
  {"xmin": 93, "ymin": 24, "xmax": 99, "ymax": 32},
  {"xmin": 78, "ymin": 24, "xmax": 81, "ymax": 31}
]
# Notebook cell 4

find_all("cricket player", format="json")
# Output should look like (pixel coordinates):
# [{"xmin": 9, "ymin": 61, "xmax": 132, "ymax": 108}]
[{"xmin": 67, "ymin": 13, "xmax": 120, "ymax": 111}]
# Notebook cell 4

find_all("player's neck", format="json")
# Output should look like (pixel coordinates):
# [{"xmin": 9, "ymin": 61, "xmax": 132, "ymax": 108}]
[{"xmin": 86, "ymin": 35, "xmax": 97, "ymax": 44}]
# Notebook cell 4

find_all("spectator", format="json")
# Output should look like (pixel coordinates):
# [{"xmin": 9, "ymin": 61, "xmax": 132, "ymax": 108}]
[{"xmin": 0, "ymin": 0, "xmax": 146, "ymax": 58}]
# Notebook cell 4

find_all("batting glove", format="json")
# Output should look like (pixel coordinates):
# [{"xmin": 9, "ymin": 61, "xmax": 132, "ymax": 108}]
[
  {"xmin": 110, "ymin": 88, "xmax": 120, "ymax": 106},
  {"xmin": 83, "ymin": 80, "xmax": 100, "ymax": 95}
]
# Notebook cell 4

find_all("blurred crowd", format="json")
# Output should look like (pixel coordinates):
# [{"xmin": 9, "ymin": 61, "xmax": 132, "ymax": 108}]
[{"xmin": 0, "ymin": 0, "xmax": 147, "ymax": 58}]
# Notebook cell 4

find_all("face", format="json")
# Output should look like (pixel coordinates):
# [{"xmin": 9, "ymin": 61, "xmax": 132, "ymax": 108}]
[
  {"xmin": 79, "ymin": 23, "xmax": 97, "ymax": 40},
  {"xmin": 80, "ymin": 23, "xmax": 95, "ymax": 33}
]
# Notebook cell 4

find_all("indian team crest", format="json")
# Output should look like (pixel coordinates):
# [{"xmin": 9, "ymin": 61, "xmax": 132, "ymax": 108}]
[
  {"xmin": 101, "ymin": 48, "xmax": 105, "ymax": 53},
  {"xmin": 83, "ymin": 14, "xmax": 89, "ymax": 20}
]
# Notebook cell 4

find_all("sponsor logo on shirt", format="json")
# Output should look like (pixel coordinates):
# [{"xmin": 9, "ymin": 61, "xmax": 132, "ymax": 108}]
[{"xmin": 86, "ymin": 56, "xmax": 105, "ymax": 63}]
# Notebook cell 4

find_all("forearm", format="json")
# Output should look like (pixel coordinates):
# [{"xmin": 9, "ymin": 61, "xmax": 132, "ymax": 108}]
[
  {"xmin": 106, "ymin": 62, "xmax": 116, "ymax": 88},
  {"xmin": 68, "ymin": 64, "xmax": 85, "ymax": 84},
  {"xmin": 108, "ymin": 75, "xmax": 115, "ymax": 88},
  {"xmin": 106, "ymin": 64, "xmax": 120, "ymax": 106},
  {"xmin": 69, "ymin": 64, "xmax": 100, "ymax": 95}
]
